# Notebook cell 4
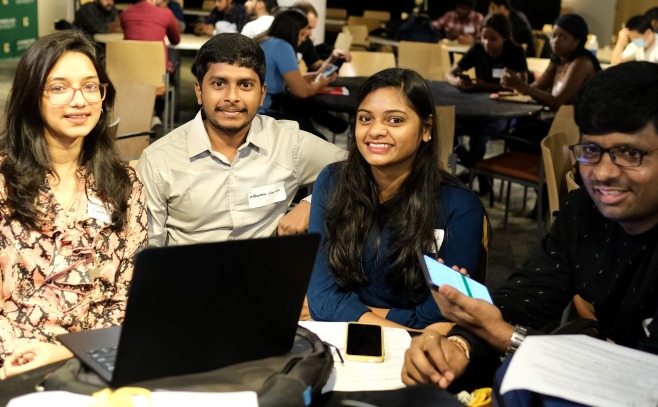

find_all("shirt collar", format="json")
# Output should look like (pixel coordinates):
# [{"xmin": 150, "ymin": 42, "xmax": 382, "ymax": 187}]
[{"xmin": 186, "ymin": 110, "xmax": 270, "ymax": 158}]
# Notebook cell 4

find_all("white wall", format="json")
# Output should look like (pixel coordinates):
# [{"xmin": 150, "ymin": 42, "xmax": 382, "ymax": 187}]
[
  {"xmin": 38, "ymin": 0, "xmax": 74, "ymax": 37},
  {"xmin": 277, "ymin": 0, "xmax": 326, "ymax": 44},
  {"xmin": 562, "ymin": 0, "xmax": 616, "ymax": 47}
]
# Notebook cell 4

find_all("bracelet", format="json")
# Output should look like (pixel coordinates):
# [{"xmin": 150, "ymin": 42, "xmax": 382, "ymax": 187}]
[
  {"xmin": 503, "ymin": 325, "xmax": 527, "ymax": 359},
  {"xmin": 446, "ymin": 336, "xmax": 471, "ymax": 361}
]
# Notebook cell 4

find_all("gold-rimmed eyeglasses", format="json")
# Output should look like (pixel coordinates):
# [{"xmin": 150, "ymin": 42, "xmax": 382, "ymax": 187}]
[{"xmin": 43, "ymin": 83, "xmax": 108, "ymax": 105}]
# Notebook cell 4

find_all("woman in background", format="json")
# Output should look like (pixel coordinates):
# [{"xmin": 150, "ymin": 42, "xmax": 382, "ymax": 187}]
[
  {"xmin": 0, "ymin": 30, "xmax": 147, "ymax": 379},
  {"xmin": 307, "ymin": 68, "xmax": 484, "ymax": 331},
  {"xmin": 255, "ymin": 9, "xmax": 336, "ymax": 138},
  {"xmin": 446, "ymin": 13, "xmax": 528, "ymax": 195},
  {"xmin": 501, "ymin": 13, "xmax": 600, "ymax": 111}
]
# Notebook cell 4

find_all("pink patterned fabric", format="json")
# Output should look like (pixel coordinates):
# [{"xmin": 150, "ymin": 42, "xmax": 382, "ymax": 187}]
[
  {"xmin": 431, "ymin": 10, "xmax": 484, "ymax": 41},
  {"xmin": 0, "ymin": 163, "xmax": 148, "ymax": 359}
]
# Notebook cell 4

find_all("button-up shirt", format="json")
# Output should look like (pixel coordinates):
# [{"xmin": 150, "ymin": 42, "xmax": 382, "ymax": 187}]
[
  {"xmin": 136, "ymin": 111, "xmax": 345, "ymax": 246},
  {"xmin": 0, "ymin": 165, "xmax": 148, "ymax": 358}
]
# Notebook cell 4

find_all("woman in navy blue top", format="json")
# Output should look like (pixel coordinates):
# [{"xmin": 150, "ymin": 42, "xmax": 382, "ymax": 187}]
[{"xmin": 307, "ymin": 68, "xmax": 485, "ymax": 330}]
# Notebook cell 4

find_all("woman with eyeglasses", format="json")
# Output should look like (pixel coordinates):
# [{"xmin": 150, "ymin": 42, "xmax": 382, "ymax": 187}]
[{"xmin": 0, "ymin": 30, "xmax": 148, "ymax": 379}]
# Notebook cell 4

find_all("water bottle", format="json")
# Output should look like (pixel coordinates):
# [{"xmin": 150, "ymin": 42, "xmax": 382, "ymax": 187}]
[{"xmin": 586, "ymin": 35, "xmax": 599, "ymax": 56}]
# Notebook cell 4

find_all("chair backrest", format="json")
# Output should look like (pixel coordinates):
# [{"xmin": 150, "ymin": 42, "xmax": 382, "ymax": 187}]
[
  {"xmin": 526, "ymin": 57, "xmax": 550, "ymax": 77},
  {"xmin": 363, "ymin": 10, "xmax": 391, "ymax": 22},
  {"xmin": 339, "ymin": 51, "xmax": 396, "ymax": 77},
  {"xmin": 116, "ymin": 134, "xmax": 151, "ymax": 163},
  {"xmin": 565, "ymin": 169, "xmax": 579, "ymax": 192},
  {"xmin": 105, "ymin": 40, "xmax": 167, "ymax": 89},
  {"xmin": 346, "ymin": 16, "xmax": 381, "ymax": 34},
  {"xmin": 343, "ymin": 25, "xmax": 370, "ymax": 50},
  {"xmin": 326, "ymin": 8, "xmax": 347, "ymax": 19},
  {"xmin": 532, "ymin": 30, "xmax": 549, "ymax": 58},
  {"xmin": 202, "ymin": 0, "xmax": 214, "ymax": 11},
  {"xmin": 547, "ymin": 105, "xmax": 579, "ymax": 144},
  {"xmin": 333, "ymin": 32, "xmax": 353, "ymax": 53},
  {"xmin": 541, "ymin": 105, "xmax": 579, "ymax": 220},
  {"xmin": 397, "ymin": 41, "xmax": 451, "ymax": 81},
  {"xmin": 436, "ymin": 105, "xmax": 456, "ymax": 173},
  {"xmin": 541, "ymin": 131, "xmax": 571, "ymax": 219},
  {"xmin": 113, "ymin": 80, "xmax": 157, "ymax": 136}
]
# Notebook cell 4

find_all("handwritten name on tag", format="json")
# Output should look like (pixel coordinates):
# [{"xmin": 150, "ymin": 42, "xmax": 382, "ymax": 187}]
[
  {"xmin": 248, "ymin": 181, "xmax": 287, "ymax": 208},
  {"xmin": 492, "ymin": 68, "xmax": 504, "ymax": 78},
  {"xmin": 87, "ymin": 196, "xmax": 112, "ymax": 224},
  {"xmin": 463, "ymin": 25, "xmax": 475, "ymax": 34}
]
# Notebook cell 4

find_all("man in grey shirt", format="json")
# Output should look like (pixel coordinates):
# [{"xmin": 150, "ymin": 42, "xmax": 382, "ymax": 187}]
[{"xmin": 136, "ymin": 33, "xmax": 345, "ymax": 246}]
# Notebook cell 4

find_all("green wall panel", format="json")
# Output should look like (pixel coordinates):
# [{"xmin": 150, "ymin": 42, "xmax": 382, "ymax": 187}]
[{"xmin": 0, "ymin": 0, "xmax": 38, "ymax": 59}]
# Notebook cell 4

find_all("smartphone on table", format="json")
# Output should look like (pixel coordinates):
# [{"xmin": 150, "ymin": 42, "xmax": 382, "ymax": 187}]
[
  {"xmin": 322, "ymin": 57, "xmax": 346, "ymax": 78},
  {"xmin": 345, "ymin": 322, "xmax": 385, "ymax": 362},
  {"xmin": 419, "ymin": 254, "xmax": 493, "ymax": 303}
]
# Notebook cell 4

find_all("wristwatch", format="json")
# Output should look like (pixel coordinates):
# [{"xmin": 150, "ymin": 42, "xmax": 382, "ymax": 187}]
[{"xmin": 503, "ymin": 325, "xmax": 527, "ymax": 359}]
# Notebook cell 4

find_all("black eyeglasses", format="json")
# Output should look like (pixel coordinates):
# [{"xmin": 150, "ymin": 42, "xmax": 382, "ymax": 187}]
[
  {"xmin": 43, "ymin": 83, "xmax": 108, "ymax": 105},
  {"xmin": 569, "ymin": 143, "xmax": 657, "ymax": 168}
]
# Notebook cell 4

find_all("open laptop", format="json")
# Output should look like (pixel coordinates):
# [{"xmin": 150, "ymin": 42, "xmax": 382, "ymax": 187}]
[{"xmin": 57, "ymin": 234, "xmax": 320, "ymax": 388}]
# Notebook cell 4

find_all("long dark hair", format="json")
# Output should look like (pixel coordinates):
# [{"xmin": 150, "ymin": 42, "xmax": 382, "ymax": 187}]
[
  {"xmin": 483, "ymin": 12, "xmax": 513, "ymax": 42},
  {"xmin": 255, "ymin": 8, "xmax": 308, "ymax": 50},
  {"xmin": 323, "ymin": 68, "xmax": 445, "ymax": 302},
  {"xmin": 0, "ymin": 30, "xmax": 131, "ymax": 231}
]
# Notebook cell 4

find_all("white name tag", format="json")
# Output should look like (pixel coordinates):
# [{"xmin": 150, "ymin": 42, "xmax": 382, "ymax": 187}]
[
  {"xmin": 87, "ymin": 196, "xmax": 112, "ymax": 224},
  {"xmin": 463, "ymin": 25, "xmax": 475, "ymax": 34},
  {"xmin": 434, "ymin": 229, "xmax": 445, "ymax": 252},
  {"xmin": 248, "ymin": 181, "xmax": 287, "ymax": 208},
  {"xmin": 643, "ymin": 318, "xmax": 653, "ymax": 337},
  {"xmin": 492, "ymin": 68, "xmax": 504, "ymax": 78}
]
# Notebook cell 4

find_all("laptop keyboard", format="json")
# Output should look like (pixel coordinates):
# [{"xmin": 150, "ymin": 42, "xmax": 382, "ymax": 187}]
[{"xmin": 88, "ymin": 345, "xmax": 118, "ymax": 373}]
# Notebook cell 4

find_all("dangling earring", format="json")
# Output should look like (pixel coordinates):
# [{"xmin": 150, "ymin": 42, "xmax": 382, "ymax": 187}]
[{"xmin": 100, "ymin": 108, "xmax": 104, "ymax": 115}]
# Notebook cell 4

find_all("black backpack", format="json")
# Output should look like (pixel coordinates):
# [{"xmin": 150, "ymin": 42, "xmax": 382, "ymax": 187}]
[{"xmin": 30, "ymin": 326, "xmax": 332, "ymax": 407}]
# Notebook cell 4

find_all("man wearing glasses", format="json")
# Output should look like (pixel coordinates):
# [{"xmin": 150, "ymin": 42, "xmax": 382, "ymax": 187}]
[{"xmin": 402, "ymin": 61, "xmax": 658, "ymax": 389}]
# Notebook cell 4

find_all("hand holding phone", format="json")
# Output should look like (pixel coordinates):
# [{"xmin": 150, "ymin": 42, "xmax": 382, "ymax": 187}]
[
  {"xmin": 322, "ymin": 57, "xmax": 346, "ymax": 78},
  {"xmin": 345, "ymin": 322, "xmax": 385, "ymax": 363},
  {"xmin": 419, "ymin": 255, "xmax": 493, "ymax": 303}
]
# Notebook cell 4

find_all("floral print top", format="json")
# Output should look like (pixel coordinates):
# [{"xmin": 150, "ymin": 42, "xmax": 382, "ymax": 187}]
[{"xmin": 0, "ymin": 163, "xmax": 148, "ymax": 359}]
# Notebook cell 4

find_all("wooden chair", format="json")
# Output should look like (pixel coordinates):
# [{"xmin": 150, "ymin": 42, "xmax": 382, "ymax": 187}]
[
  {"xmin": 115, "ymin": 131, "xmax": 151, "ymax": 163},
  {"xmin": 363, "ymin": 10, "xmax": 391, "ymax": 22},
  {"xmin": 112, "ymin": 80, "xmax": 157, "ymax": 162},
  {"xmin": 532, "ymin": 30, "xmax": 549, "ymax": 58},
  {"xmin": 342, "ymin": 25, "xmax": 370, "ymax": 50},
  {"xmin": 326, "ymin": 8, "xmax": 347, "ymax": 19},
  {"xmin": 541, "ymin": 105, "xmax": 579, "ymax": 219},
  {"xmin": 565, "ymin": 169, "xmax": 579, "ymax": 192},
  {"xmin": 105, "ymin": 40, "xmax": 176, "ymax": 133},
  {"xmin": 346, "ymin": 16, "xmax": 382, "ymax": 34},
  {"xmin": 470, "ymin": 151, "xmax": 544, "ymax": 233},
  {"xmin": 339, "ymin": 51, "xmax": 396, "ymax": 77},
  {"xmin": 201, "ymin": 0, "xmax": 214, "ymax": 11},
  {"xmin": 113, "ymin": 80, "xmax": 157, "ymax": 136},
  {"xmin": 333, "ymin": 32, "xmax": 353, "ymax": 53},
  {"xmin": 541, "ymin": 131, "xmax": 572, "ymax": 222},
  {"xmin": 397, "ymin": 41, "xmax": 451, "ymax": 81},
  {"xmin": 436, "ymin": 105, "xmax": 456, "ymax": 174}
]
